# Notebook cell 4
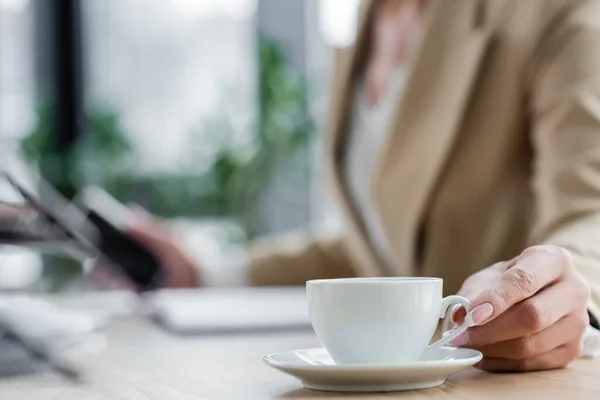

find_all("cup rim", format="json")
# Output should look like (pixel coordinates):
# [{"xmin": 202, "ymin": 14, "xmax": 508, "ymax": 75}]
[{"xmin": 307, "ymin": 277, "xmax": 442, "ymax": 285}]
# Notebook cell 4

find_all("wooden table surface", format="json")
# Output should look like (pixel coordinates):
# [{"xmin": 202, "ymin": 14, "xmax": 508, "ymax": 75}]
[{"xmin": 1, "ymin": 297, "xmax": 600, "ymax": 400}]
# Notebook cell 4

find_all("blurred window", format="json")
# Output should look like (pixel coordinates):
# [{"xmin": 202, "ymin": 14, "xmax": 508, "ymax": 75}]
[
  {"xmin": 83, "ymin": 0, "xmax": 258, "ymax": 174},
  {"xmin": 0, "ymin": 0, "xmax": 363, "ymax": 291},
  {"xmin": 0, "ymin": 0, "xmax": 35, "ymax": 139},
  {"xmin": 318, "ymin": 0, "xmax": 362, "ymax": 48}
]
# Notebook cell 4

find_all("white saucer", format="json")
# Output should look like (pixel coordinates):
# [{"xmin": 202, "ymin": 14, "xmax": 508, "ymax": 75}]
[{"xmin": 264, "ymin": 346, "xmax": 482, "ymax": 392}]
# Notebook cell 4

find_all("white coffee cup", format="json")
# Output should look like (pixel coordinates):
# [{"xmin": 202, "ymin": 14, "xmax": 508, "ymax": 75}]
[{"xmin": 307, "ymin": 277, "xmax": 473, "ymax": 365}]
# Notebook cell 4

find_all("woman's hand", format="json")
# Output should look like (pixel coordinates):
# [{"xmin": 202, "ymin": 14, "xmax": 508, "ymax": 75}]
[
  {"xmin": 450, "ymin": 245, "xmax": 591, "ymax": 372},
  {"xmin": 126, "ymin": 212, "xmax": 201, "ymax": 288},
  {"xmin": 91, "ymin": 210, "xmax": 201, "ymax": 290}
]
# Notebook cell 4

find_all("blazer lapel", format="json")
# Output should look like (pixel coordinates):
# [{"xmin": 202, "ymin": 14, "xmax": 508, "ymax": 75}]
[{"xmin": 372, "ymin": 0, "xmax": 502, "ymax": 277}]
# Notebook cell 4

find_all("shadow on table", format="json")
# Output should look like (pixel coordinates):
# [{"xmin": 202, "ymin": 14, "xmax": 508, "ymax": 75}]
[
  {"xmin": 277, "ymin": 368, "xmax": 491, "ymax": 399},
  {"xmin": 278, "ymin": 389, "xmax": 398, "ymax": 399}
]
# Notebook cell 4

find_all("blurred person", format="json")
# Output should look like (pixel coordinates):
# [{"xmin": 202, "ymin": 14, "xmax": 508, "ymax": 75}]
[{"xmin": 124, "ymin": 0, "xmax": 600, "ymax": 371}]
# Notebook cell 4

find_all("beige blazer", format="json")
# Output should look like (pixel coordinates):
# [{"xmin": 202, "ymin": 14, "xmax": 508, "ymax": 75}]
[{"xmin": 248, "ymin": 0, "xmax": 600, "ymax": 317}]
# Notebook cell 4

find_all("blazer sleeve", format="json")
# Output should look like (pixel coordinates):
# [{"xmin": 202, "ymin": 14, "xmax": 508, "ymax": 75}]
[
  {"xmin": 530, "ymin": 1, "xmax": 600, "ymax": 320},
  {"xmin": 246, "ymin": 230, "xmax": 357, "ymax": 286}
]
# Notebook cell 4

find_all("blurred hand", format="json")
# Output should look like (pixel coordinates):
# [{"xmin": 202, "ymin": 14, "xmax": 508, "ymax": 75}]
[
  {"xmin": 91, "ymin": 210, "xmax": 201, "ymax": 290},
  {"xmin": 449, "ymin": 245, "xmax": 590, "ymax": 372},
  {"xmin": 126, "ymin": 210, "xmax": 201, "ymax": 288}
]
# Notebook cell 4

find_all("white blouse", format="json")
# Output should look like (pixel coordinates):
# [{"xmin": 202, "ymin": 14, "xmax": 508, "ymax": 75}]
[{"xmin": 342, "ymin": 68, "xmax": 408, "ymax": 269}]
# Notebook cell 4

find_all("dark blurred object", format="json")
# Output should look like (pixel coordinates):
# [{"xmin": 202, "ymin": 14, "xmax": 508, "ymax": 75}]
[
  {"xmin": 51, "ymin": 0, "xmax": 83, "ymax": 154},
  {"xmin": 29, "ymin": 0, "xmax": 85, "ymax": 199},
  {"xmin": 79, "ymin": 187, "xmax": 163, "ymax": 291},
  {"xmin": 590, "ymin": 311, "xmax": 600, "ymax": 330}
]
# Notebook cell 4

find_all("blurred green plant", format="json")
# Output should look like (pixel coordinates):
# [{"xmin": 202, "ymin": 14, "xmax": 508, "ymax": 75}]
[
  {"xmin": 190, "ymin": 36, "xmax": 315, "ymax": 238},
  {"xmin": 20, "ymin": 101, "xmax": 135, "ymax": 199}
]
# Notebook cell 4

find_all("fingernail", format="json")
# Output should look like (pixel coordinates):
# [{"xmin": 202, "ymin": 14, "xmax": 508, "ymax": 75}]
[
  {"xmin": 469, "ymin": 302, "xmax": 494, "ymax": 326},
  {"xmin": 449, "ymin": 331, "xmax": 469, "ymax": 347}
]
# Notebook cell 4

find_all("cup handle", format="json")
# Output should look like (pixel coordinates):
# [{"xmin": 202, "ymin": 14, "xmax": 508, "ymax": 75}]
[{"xmin": 427, "ymin": 295, "xmax": 473, "ymax": 351}]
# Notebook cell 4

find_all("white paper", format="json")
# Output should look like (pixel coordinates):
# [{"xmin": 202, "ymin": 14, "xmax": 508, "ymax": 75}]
[{"xmin": 144, "ymin": 287, "xmax": 311, "ymax": 333}]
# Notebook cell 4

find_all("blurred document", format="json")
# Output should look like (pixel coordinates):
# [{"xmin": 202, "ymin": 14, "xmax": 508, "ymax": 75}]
[{"xmin": 144, "ymin": 287, "xmax": 310, "ymax": 334}]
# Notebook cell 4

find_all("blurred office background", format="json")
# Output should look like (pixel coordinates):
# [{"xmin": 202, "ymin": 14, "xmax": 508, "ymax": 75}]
[{"xmin": 0, "ymin": 0, "xmax": 362, "ymax": 291}]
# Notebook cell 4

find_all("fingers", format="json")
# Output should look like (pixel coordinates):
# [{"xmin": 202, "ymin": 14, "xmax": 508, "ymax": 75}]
[
  {"xmin": 473, "ymin": 312, "xmax": 589, "ymax": 359},
  {"xmin": 469, "ymin": 246, "xmax": 571, "ymax": 325},
  {"xmin": 127, "ymin": 215, "xmax": 171, "ymax": 250},
  {"xmin": 458, "ymin": 261, "xmax": 510, "ymax": 301},
  {"xmin": 477, "ymin": 341, "xmax": 582, "ymax": 372},
  {"xmin": 450, "ymin": 246, "xmax": 588, "ymax": 372},
  {"xmin": 452, "ymin": 261, "xmax": 516, "ymax": 325},
  {"xmin": 466, "ymin": 281, "xmax": 581, "ymax": 346}
]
